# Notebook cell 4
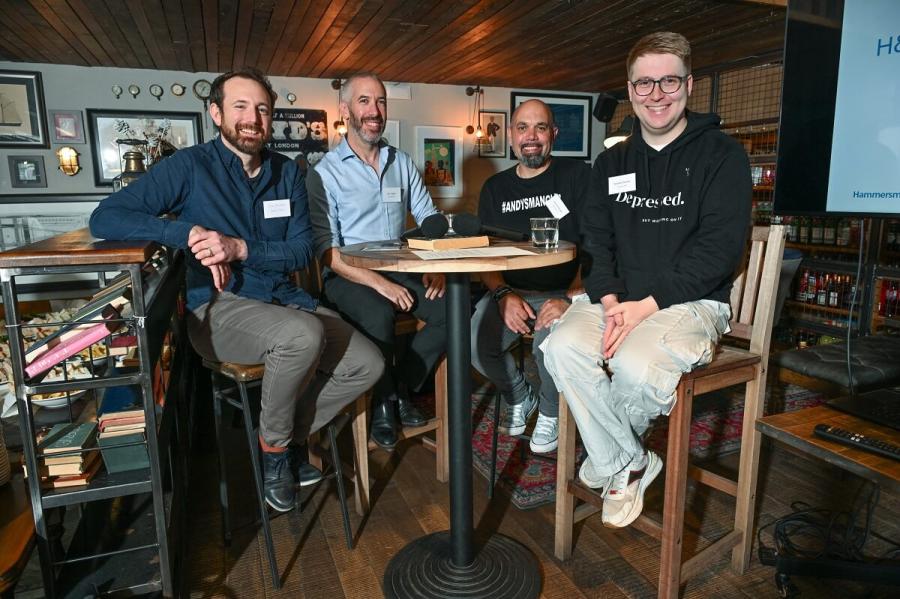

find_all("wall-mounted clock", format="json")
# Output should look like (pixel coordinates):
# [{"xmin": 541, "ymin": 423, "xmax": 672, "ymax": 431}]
[
  {"xmin": 149, "ymin": 84, "xmax": 163, "ymax": 101},
  {"xmin": 171, "ymin": 83, "xmax": 186, "ymax": 97},
  {"xmin": 111, "ymin": 84, "xmax": 123, "ymax": 99},
  {"xmin": 193, "ymin": 79, "xmax": 212, "ymax": 101},
  {"xmin": 128, "ymin": 84, "xmax": 140, "ymax": 99}
]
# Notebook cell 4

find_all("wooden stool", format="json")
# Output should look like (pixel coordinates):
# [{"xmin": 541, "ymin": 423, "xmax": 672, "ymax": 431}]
[
  {"xmin": 554, "ymin": 225, "xmax": 786, "ymax": 598},
  {"xmin": 205, "ymin": 359, "xmax": 363, "ymax": 588}
]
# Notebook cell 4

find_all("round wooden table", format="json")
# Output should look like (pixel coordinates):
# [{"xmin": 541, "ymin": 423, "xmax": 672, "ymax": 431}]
[{"xmin": 341, "ymin": 239, "xmax": 575, "ymax": 599}]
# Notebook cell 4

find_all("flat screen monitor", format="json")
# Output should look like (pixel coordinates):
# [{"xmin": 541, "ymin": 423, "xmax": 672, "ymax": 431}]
[{"xmin": 774, "ymin": 0, "xmax": 900, "ymax": 217}]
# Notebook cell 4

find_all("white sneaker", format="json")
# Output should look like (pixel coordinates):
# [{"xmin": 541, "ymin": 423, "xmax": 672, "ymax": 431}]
[
  {"xmin": 601, "ymin": 450, "xmax": 662, "ymax": 528},
  {"xmin": 529, "ymin": 413, "xmax": 559, "ymax": 453},
  {"xmin": 577, "ymin": 456, "xmax": 611, "ymax": 491},
  {"xmin": 497, "ymin": 386, "xmax": 538, "ymax": 436}
]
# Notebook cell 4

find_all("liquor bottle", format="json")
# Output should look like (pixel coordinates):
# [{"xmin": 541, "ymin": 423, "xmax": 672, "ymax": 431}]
[
  {"xmin": 787, "ymin": 216, "xmax": 799, "ymax": 242},
  {"xmin": 798, "ymin": 217, "xmax": 810, "ymax": 244},
  {"xmin": 811, "ymin": 217, "xmax": 824, "ymax": 244},
  {"xmin": 817, "ymin": 273, "xmax": 828, "ymax": 306},
  {"xmin": 795, "ymin": 268, "xmax": 809, "ymax": 302},
  {"xmin": 828, "ymin": 275, "xmax": 839, "ymax": 308},
  {"xmin": 807, "ymin": 270, "xmax": 818, "ymax": 303},
  {"xmin": 823, "ymin": 217, "xmax": 836, "ymax": 245},
  {"xmin": 836, "ymin": 218, "xmax": 851, "ymax": 247}
]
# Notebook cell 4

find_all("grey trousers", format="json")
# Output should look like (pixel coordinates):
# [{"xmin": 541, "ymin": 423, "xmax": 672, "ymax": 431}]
[
  {"xmin": 544, "ymin": 298, "xmax": 731, "ymax": 477},
  {"xmin": 470, "ymin": 289, "xmax": 568, "ymax": 417},
  {"xmin": 187, "ymin": 292, "xmax": 384, "ymax": 448}
]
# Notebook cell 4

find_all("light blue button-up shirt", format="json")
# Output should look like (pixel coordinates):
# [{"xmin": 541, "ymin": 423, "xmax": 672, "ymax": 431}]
[{"xmin": 306, "ymin": 137, "xmax": 437, "ymax": 257}]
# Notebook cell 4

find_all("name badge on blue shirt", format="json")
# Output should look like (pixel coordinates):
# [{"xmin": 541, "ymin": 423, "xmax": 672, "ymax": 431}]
[
  {"xmin": 264, "ymin": 199, "xmax": 291, "ymax": 218},
  {"xmin": 383, "ymin": 187, "xmax": 402, "ymax": 203}
]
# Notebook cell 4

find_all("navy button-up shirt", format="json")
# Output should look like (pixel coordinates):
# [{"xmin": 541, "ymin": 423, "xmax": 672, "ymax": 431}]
[{"xmin": 89, "ymin": 137, "xmax": 316, "ymax": 311}]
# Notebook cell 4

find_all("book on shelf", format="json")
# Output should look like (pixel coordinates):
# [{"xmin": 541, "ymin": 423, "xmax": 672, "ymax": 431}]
[
  {"xmin": 40, "ymin": 455, "xmax": 102, "ymax": 489},
  {"xmin": 97, "ymin": 383, "xmax": 142, "ymax": 416},
  {"xmin": 406, "ymin": 235, "xmax": 490, "ymax": 250},
  {"xmin": 107, "ymin": 334, "xmax": 137, "ymax": 356},
  {"xmin": 25, "ymin": 449, "xmax": 100, "ymax": 478},
  {"xmin": 25, "ymin": 309, "xmax": 122, "ymax": 379},
  {"xmin": 98, "ymin": 415, "xmax": 145, "ymax": 433},
  {"xmin": 98, "ymin": 431, "xmax": 149, "ymax": 473},
  {"xmin": 38, "ymin": 422, "xmax": 98, "ymax": 456},
  {"xmin": 98, "ymin": 426, "xmax": 146, "ymax": 438}
]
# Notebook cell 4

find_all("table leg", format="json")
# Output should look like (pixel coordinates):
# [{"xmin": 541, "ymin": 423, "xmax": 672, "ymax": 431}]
[{"xmin": 382, "ymin": 273, "xmax": 541, "ymax": 598}]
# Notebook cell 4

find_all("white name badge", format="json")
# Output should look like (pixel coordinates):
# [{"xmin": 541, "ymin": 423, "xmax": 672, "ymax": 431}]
[
  {"xmin": 608, "ymin": 173, "xmax": 637, "ymax": 194},
  {"xmin": 263, "ymin": 199, "xmax": 291, "ymax": 218},
  {"xmin": 383, "ymin": 187, "xmax": 402, "ymax": 203},
  {"xmin": 545, "ymin": 193, "xmax": 570, "ymax": 219}
]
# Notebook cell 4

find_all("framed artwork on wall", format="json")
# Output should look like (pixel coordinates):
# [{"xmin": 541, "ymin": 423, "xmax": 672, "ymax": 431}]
[
  {"xmin": 478, "ymin": 110, "xmax": 506, "ymax": 158},
  {"xmin": 509, "ymin": 91, "xmax": 592, "ymax": 159},
  {"xmin": 382, "ymin": 119, "xmax": 400, "ymax": 147},
  {"xmin": 86, "ymin": 109, "xmax": 203, "ymax": 186},
  {"xmin": 415, "ymin": 125, "xmax": 463, "ymax": 198},
  {"xmin": 0, "ymin": 70, "xmax": 49, "ymax": 148},
  {"xmin": 49, "ymin": 110, "xmax": 86, "ymax": 144},
  {"xmin": 8, "ymin": 155, "xmax": 47, "ymax": 188}
]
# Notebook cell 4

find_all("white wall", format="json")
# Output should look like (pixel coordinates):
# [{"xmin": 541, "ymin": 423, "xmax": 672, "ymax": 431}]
[{"xmin": 0, "ymin": 61, "xmax": 606, "ymax": 216}]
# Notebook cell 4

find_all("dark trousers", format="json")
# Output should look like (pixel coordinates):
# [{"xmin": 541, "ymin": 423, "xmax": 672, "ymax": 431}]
[{"xmin": 322, "ymin": 271, "xmax": 447, "ymax": 402}]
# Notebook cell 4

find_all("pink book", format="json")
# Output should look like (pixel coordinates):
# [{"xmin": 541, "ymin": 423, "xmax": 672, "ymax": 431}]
[{"xmin": 25, "ymin": 313, "xmax": 120, "ymax": 379}]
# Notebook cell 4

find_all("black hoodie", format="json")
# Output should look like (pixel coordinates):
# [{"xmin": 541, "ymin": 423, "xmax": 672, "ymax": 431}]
[{"xmin": 582, "ymin": 111, "xmax": 751, "ymax": 310}]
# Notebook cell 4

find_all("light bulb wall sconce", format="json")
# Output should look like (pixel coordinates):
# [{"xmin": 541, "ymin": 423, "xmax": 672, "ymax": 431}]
[
  {"xmin": 331, "ymin": 79, "xmax": 347, "ymax": 137},
  {"xmin": 465, "ymin": 86, "xmax": 485, "ymax": 139},
  {"xmin": 56, "ymin": 146, "xmax": 81, "ymax": 176}
]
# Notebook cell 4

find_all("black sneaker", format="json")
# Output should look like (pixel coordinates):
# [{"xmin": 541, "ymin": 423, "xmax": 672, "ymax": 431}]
[
  {"xmin": 289, "ymin": 444, "xmax": 324, "ymax": 487},
  {"xmin": 262, "ymin": 450, "xmax": 296, "ymax": 512}
]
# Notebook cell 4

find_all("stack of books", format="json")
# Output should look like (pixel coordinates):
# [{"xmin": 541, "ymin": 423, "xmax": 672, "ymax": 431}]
[
  {"xmin": 97, "ymin": 389, "xmax": 149, "ymax": 473},
  {"xmin": 27, "ymin": 422, "xmax": 101, "ymax": 488}
]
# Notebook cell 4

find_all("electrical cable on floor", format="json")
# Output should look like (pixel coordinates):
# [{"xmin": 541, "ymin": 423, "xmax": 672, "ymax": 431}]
[{"xmin": 845, "ymin": 218, "xmax": 866, "ymax": 397}]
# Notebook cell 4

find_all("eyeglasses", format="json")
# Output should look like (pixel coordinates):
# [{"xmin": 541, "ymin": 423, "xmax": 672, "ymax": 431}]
[{"xmin": 630, "ymin": 75, "xmax": 690, "ymax": 96}]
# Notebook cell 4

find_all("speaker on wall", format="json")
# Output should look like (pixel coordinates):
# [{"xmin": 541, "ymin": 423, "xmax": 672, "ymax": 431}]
[{"xmin": 593, "ymin": 93, "xmax": 619, "ymax": 123}]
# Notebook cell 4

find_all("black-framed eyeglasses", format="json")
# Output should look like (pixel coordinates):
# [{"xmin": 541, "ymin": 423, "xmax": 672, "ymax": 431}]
[{"xmin": 630, "ymin": 75, "xmax": 690, "ymax": 96}]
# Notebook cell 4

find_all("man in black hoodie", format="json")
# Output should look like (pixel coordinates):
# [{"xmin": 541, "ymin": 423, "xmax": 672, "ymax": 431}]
[{"xmin": 544, "ymin": 32, "xmax": 750, "ymax": 528}]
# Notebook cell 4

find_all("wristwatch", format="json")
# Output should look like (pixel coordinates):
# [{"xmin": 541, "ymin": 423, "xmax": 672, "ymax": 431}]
[{"xmin": 492, "ymin": 285, "xmax": 514, "ymax": 303}]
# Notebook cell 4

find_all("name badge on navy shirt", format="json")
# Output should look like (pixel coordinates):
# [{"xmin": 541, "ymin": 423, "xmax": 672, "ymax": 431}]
[
  {"xmin": 608, "ymin": 173, "xmax": 636, "ymax": 194},
  {"xmin": 264, "ymin": 199, "xmax": 291, "ymax": 218},
  {"xmin": 383, "ymin": 187, "xmax": 402, "ymax": 203}
]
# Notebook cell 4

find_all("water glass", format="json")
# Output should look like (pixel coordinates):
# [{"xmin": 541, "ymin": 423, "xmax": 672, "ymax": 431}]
[{"xmin": 530, "ymin": 217, "xmax": 559, "ymax": 248}]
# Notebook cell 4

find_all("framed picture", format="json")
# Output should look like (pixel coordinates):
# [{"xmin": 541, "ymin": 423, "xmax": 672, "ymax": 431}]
[
  {"xmin": 49, "ymin": 110, "xmax": 86, "ymax": 144},
  {"xmin": 510, "ymin": 91, "xmax": 592, "ymax": 159},
  {"xmin": 415, "ymin": 126, "xmax": 463, "ymax": 198},
  {"xmin": 382, "ymin": 119, "xmax": 400, "ymax": 147},
  {"xmin": 8, "ymin": 155, "xmax": 47, "ymax": 188},
  {"xmin": 87, "ymin": 109, "xmax": 203, "ymax": 186},
  {"xmin": 0, "ymin": 70, "xmax": 49, "ymax": 148},
  {"xmin": 478, "ymin": 110, "xmax": 506, "ymax": 158},
  {"xmin": 269, "ymin": 107, "xmax": 328, "ymax": 165}
]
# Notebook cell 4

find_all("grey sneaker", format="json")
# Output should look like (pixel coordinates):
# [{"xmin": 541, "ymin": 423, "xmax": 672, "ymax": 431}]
[
  {"xmin": 578, "ymin": 456, "xmax": 611, "ymax": 491},
  {"xmin": 529, "ymin": 412, "xmax": 559, "ymax": 453},
  {"xmin": 498, "ymin": 386, "xmax": 538, "ymax": 436}
]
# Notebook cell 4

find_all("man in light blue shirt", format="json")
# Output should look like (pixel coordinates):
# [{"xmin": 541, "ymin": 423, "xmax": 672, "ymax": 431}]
[{"xmin": 307, "ymin": 72, "xmax": 447, "ymax": 450}]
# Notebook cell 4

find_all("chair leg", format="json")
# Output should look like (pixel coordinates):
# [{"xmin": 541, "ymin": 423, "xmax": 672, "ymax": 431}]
[
  {"xmin": 554, "ymin": 394, "xmax": 577, "ymax": 560},
  {"xmin": 328, "ymin": 423, "xmax": 354, "ymax": 550},
  {"xmin": 210, "ymin": 375, "xmax": 232, "ymax": 547},
  {"xmin": 351, "ymin": 393, "xmax": 370, "ymax": 516},
  {"xmin": 658, "ymin": 381, "xmax": 694, "ymax": 599},
  {"xmin": 307, "ymin": 430, "xmax": 323, "ymax": 472},
  {"xmin": 433, "ymin": 355, "xmax": 449, "ymax": 483},
  {"xmin": 488, "ymin": 391, "xmax": 501, "ymax": 499},
  {"xmin": 238, "ymin": 381, "xmax": 281, "ymax": 590},
  {"xmin": 732, "ymin": 367, "xmax": 766, "ymax": 573}
]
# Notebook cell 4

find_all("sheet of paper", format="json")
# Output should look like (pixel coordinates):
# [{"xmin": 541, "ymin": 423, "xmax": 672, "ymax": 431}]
[{"xmin": 410, "ymin": 246, "xmax": 537, "ymax": 260}]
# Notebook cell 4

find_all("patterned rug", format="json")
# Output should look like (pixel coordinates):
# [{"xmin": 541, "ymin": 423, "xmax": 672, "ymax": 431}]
[{"xmin": 470, "ymin": 381, "xmax": 826, "ymax": 510}]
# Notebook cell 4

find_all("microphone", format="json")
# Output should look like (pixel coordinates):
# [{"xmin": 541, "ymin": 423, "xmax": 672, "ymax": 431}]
[
  {"xmin": 401, "ymin": 213, "xmax": 449, "ymax": 240},
  {"xmin": 452, "ymin": 213, "xmax": 528, "ymax": 241}
]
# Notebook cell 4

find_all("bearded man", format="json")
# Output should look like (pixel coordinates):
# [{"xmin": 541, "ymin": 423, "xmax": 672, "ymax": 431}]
[
  {"xmin": 90, "ymin": 68, "xmax": 383, "ymax": 513},
  {"xmin": 307, "ymin": 72, "xmax": 447, "ymax": 451}
]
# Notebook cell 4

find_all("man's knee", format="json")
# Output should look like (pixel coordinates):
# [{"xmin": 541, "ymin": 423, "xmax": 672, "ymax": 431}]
[
  {"xmin": 272, "ymin": 316, "xmax": 326, "ymax": 358},
  {"xmin": 544, "ymin": 321, "xmax": 582, "ymax": 370}
]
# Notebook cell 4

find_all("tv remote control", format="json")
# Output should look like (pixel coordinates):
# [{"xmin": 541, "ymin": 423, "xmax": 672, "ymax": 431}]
[{"xmin": 813, "ymin": 424, "xmax": 900, "ymax": 462}]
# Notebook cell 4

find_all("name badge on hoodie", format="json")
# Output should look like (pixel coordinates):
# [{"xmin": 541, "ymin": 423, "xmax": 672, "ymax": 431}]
[
  {"xmin": 608, "ymin": 173, "xmax": 636, "ymax": 194},
  {"xmin": 263, "ymin": 199, "xmax": 291, "ymax": 218}
]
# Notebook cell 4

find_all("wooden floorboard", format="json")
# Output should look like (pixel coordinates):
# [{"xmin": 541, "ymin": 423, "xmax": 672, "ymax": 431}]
[{"xmin": 178, "ymin": 406, "xmax": 900, "ymax": 599}]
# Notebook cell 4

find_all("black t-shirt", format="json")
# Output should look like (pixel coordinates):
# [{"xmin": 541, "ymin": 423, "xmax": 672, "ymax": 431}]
[{"xmin": 478, "ymin": 157, "xmax": 590, "ymax": 291}]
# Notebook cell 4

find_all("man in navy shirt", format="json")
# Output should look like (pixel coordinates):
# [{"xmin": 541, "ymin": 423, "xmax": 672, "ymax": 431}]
[{"xmin": 90, "ymin": 68, "xmax": 383, "ymax": 513}]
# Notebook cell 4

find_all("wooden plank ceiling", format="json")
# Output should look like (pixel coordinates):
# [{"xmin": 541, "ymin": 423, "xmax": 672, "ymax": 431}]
[{"xmin": 0, "ymin": 0, "xmax": 786, "ymax": 92}]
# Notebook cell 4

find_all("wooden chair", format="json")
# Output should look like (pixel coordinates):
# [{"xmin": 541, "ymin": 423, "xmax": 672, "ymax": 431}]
[
  {"xmin": 554, "ymin": 224, "xmax": 786, "ymax": 598},
  {"xmin": 298, "ymin": 261, "xmax": 449, "ymax": 483}
]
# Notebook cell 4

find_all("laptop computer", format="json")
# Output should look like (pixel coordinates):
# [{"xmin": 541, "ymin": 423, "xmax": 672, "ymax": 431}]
[{"xmin": 827, "ymin": 386, "xmax": 900, "ymax": 431}]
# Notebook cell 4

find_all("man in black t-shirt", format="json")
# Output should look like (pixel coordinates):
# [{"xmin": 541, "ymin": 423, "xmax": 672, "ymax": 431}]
[{"xmin": 471, "ymin": 99, "xmax": 590, "ymax": 454}]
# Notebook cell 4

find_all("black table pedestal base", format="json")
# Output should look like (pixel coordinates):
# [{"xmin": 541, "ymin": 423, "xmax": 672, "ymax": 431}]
[{"xmin": 383, "ymin": 531, "xmax": 541, "ymax": 599}]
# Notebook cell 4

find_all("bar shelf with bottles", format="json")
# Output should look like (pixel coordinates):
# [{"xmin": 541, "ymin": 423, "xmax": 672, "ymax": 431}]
[
  {"xmin": 782, "ymin": 216, "xmax": 867, "ymax": 256},
  {"xmin": 870, "ymin": 273, "xmax": 900, "ymax": 333}
]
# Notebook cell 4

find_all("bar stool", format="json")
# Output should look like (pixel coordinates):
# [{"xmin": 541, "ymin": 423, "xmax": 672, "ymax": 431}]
[{"xmin": 206, "ymin": 359, "xmax": 356, "ymax": 589}]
